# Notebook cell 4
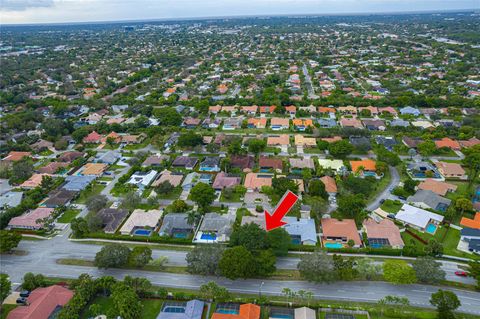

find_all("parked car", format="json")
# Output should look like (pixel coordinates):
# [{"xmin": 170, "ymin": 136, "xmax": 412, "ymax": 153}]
[
  {"xmin": 16, "ymin": 297, "xmax": 27, "ymax": 304},
  {"xmin": 387, "ymin": 214, "xmax": 396, "ymax": 220},
  {"xmin": 455, "ymin": 271, "xmax": 468, "ymax": 277},
  {"xmin": 19, "ymin": 291, "xmax": 30, "ymax": 298}
]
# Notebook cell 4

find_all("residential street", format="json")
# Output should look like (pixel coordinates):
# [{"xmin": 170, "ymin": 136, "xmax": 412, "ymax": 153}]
[{"xmin": 366, "ymin": 165, "xmax": 400, "ymax": 211}]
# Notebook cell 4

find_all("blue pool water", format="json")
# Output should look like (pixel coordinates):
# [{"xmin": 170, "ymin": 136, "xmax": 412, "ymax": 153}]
[
  {"xmin": 271, "ymin": 315, "xmax": 293, "ymax": 319},
  {"xmin": 325, "ymin": 242, "xmax": 343, "ymax": 249},
  {"xmin": 291, "ymin": 238, "xmax": 301, "ymax": 245},
  {"xmin": 426, "ymin": 224, "xmax": 437, "ymax": 234},
  {"xmin": 173, "ymin": 232, "xmax": 188, "ymax": 238},
  {"xmin": 133, "ymin": 228, "xmax": 152, "ymax": 236},
  {"xmin": 201, "ymin": 233, "xmax": 217, "ymax": 240},
  {"xmin": 163, "ymin": 306, "xmax": 186, "ymax": 313},
  {"xmin": 216, "ymin": 309, "xmax": 239, "ymax": 315}
]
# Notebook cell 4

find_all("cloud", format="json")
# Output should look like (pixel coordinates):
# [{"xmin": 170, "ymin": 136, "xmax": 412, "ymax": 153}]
[{"xmin": 1, "ymin": 0, "xmax": 54, "ymax": 11}]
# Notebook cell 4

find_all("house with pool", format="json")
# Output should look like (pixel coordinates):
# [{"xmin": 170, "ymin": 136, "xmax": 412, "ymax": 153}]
[
  {"xmin": 406, "ymin": 162, "xmax": 442, "ymax": 180},
  {"xmin": 212, "ymin": 303, "xmax": 260, "ymax": 319},
  {"xmin": 350, "ymin": 159, "xmax": 380, "ymax": 179},
  {"xmin": 282, "ymin": 217, "xmax": 318, "ymax": 245},
  {"xmin": 321, "ymin": 218, "xmax": 362, "ymax": 248},
  {"xmin": 194, "ymin": 212, "xmax": 235, "ymax": 243},
  {"xmin": 362, "ymin": 218, "xmax": 404, "ymax": 249},
  {"xmin": 407, "ymin": 189, "xmax": 451, "ymax": 212},
  {"xmin": 158, "ymin": 213, "xmax": 195, "ymax": 239},
  {"xmin": 395, "ymin": 204, "xmax": 444, "ymax": 234},
  {"xmin": 156, "ymin": 299, "xmax": 204, "ymax": 319},
  {"xmin": 119, "ymin": 209, "xmax": 162, "ymax": 236}
]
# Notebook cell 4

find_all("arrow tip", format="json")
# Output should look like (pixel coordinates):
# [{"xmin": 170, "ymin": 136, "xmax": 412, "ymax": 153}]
[{"xmin": 264, "ymin": 210, "xmax": 287, "ymax": 231}]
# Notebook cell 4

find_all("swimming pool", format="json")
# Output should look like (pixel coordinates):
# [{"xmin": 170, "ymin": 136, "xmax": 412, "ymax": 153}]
[
  {"xmin": 200, "ymin": 233, "xmax": 217, "ymax": 240},
  {"xmin": 163, "ymin": 306, "xmax": 186, "ymax": 313},
  {"xmin": 173, "ymin": 232, "xmax": 188, "ymax": 238},
  {"xmin": 426, "ymin": 223, "xmax": 437, "ymax": 234},
  {"xmin": 133, "ymin": 228, "xmax": 152, "ymax": 236},
  {"xmin": 271, "ymin": 315, "xmax": 293, "ymax": 319},
  {"xmin": 216, "ymin": 309, "xmax": 239, "ymax": 315},
  {"xmin": 324, "ymin": 242, "xmax": 343, "ymax": 249}
]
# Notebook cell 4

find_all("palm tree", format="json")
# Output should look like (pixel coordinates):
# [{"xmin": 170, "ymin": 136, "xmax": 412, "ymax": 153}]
[{"xmin": 185, "ymin": 210, "xmax": 200, "ymax": 225}]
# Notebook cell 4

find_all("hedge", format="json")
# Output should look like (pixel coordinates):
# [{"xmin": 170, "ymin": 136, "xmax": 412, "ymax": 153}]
[{"xmin": 81, "ymin": 232, "xmax": 193, "ymax": 245}]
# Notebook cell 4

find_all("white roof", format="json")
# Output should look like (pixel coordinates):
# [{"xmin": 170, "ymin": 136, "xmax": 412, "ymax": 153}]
[
  {"xmin": 395, "ymin": 204, "xmax": 444, "ymax": 229},
  {"xmin": 317, "ymin": 159, "xmax": 344, "ymax": 171},
  {"xmin": 119, "ymin": 209, "xmax": 162, "ymax": 234},
  {"xmin": 294, "ymin": 307, "xmax": 316, "ymax": 319},
  {"xmin": 127, "ymin": 170, "xmax": 157, "ymax": 187}
]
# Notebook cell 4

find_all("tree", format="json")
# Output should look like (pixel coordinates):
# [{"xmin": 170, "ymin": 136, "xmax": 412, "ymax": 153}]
[
  {"xmin": 248, "ymin": 139, "xmax": 266, "ymax": 155},
  {"xmin": 430, "ymin": 290, "xmax": 461, "ymax": 319},
  {"xmin": 462, "ymin": 145, "xmax": 480, "ymax": 187},
  {"xmin": 199, "ymin": 281, "xmax": 230, "ymax": 301},
  {"xmin": 417, "ymin": 140, "xmax": 436, "ymax": 157},
  {"xmin": 86, "ymin": 195, "xmax": 108, "ymax": 212},
  {"xmin": 342, "ymin": 175, "xmax": 373, "ymax": 197},
  {"xmin": 403, "ymin": 178, "xmax": 417, "ymax": 195},
  {"xmin": 467, "ymin": 261, "xmax": 480, "ymax": 289},
  {"xmin": 228, "ymin": 137, "xmax": 243, "ymax": 155},
  {"xmin": 219, "ymin": 246, "xmax": 256, "ymax": 279},
  {"xmin": 425, "ymin": 239, "xmax": 444, "ymax": 257},
  {"xmin": 86, "ymin": 213, "xmax": 103, "ymax": 232},
  {"xmin": 128, "ymin": 246, "xmax": 153, "ymax": 268},
  {"xmin": 153, "ymin": 107, "xmax": 182, "ymax": 126},
  {"xmin": 40, "ymin": 175, "xmax": 54, "ymax": 190},
  {"xmin": 22, "ymin": 272, "xmax": 46, "ymax": 291},
  {"xmin": 297, "ymin": 250, "xmax": 336, "ymax": 283},
  {"xmin": 185, "ymin": 210, "xmax": 201, "ymax": 226},
  {"xmin": 333, "ymin": 254, "xmax": 358, "ymax": 281},
  {"xmin": 230, "ymin": 223, "xmax": 268, "ymax": 251},
  {"xmin": 272, "ymin": 177, "xmax": 299, "ymax": 196},
  {"xmin": 178, "ymin": 132, "xmax": 203, "ymax": 148},
  {"xmin": 121, "ymin": 191, "xmax": 142, "ymax": 211},
  {"xmin": 412, "ymin": 256, "xmax": 446, "ymax": 284},
  {"xmin": 337, "ymin": 194, "xmax": 366, "ymax": 222},
  {"xmin": 10, "ymin": 158, "xmax": 34, "ymax": 184},
  {"xmin": 254, "ymin": 249, "xmax": 277, "ymax": 277},
  {"xmin": 378, "ymin": 295, "xmax": 410, "ymax": 317},
  {"xmin": 156, "ymin": 181, "xmax": 174, "ymax": 194},
  {"xmin": 123, "ymin": 276, "xmax": 152, "ymax": 297},
  {"xmin": 166, "ymin": 199, "xmax": 189, "ymax": 213},
  {"xmin": 383, "ymin": 260, "xmax": 417, "ymax": 284},
  {"xmin": 355, "ymin": 258, "xmax": 382, "ymax": 280},
  {"xmin": 0, "ymin": 274, "xmax": 11, "ymax": 303},
  {"xmin": 376, "ymin": 146, "xmax": 401, "ymax": 166},
  {"xmin": 308, "ymin": 179, "xmax": 328, "ymax": 199},
  {"xmin": 94, "ymin": 244, "xmax": 131, "ymax": 269},
  {"xmin": 454, "ymin": 198, "xmax": 473, "ymax": 215},
  {"xmin": 266, "ymin": 228, "xmax": 291, "ymax": 256},
  {"xmin": 328, "ymin": 140, "xmax": 354, "ymax": 158},
  {"xmin": 71, "ymin": 217, "xmax": 89, "ymax": 237},
  {"xmin": 0, "ymin": 230, "xmax": 21, "ymax": 253},
  {"xmin": 190, "ymin": 183, "xmax": 216, "ymax": 210},
  {"xmin": 186, "ymin": 244, "xmax": 225, "ymax": 276},
  {"xmin": 111, "ymin": 283, "xmax": 142, "ymax": 319}
]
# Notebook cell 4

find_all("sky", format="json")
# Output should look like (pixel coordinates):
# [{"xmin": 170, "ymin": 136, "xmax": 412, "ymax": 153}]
[{"xmin": 0, "ymin": 0, "xmax": 478, "ymax": 25}]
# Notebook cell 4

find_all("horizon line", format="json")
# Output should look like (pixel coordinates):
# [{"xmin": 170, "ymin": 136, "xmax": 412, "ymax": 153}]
[{"xmin": 1, "ymin": 8, "xmax": 478, "ymax": 27}]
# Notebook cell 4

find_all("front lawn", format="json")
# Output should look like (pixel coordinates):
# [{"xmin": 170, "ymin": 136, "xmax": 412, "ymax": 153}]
[
  {"xmin": 0, "ymin": 304, "xmax": 17, "ymax": 319},
  {"xmin": 380, "ymin": 199, "xmax": 402, "ymax": 214},
  {"xmin": 75, "ymin": 184, "xmax": 106, "ymax": 204},
  {"xmin": 57, "ymin": 209, "xmax": 80, "ymax": 223},
  {"xmin": 81, "ymin": 296, "xmax": 162, "ymax": 319}
]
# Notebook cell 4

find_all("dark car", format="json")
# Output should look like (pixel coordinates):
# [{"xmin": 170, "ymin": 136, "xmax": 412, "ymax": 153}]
[
  {"xmin": 387, "ymin": 214, "xmax": 396, "ymax": 220},
  {"xmin": 380, "ymin": 199, "xmax": 386, "ymax": 204},
  {"xmin": 16, "ymin": 297, "xmax": 27, "ymax": 304},
  {"xmin": 19, "ymin": 291, "xmax": 30, "ymax": 298}
]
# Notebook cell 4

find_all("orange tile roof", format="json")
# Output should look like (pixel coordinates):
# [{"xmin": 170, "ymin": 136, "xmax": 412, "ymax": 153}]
[
  {"xmin": 321, "ymin": 218, "xmax": 362, "ymax": 246},
  {"xmin": 270, "ymin": 117, "xmax": 290, "ymax": 126},
  {"xmin": 267, "ymin": 134, "xmax": 290, "ymax": 146},
  {"xmin": 260, "ymin": 105, "xmax": 276, "ymax": 113},
  {"xmin": 435, "ymin": 138, "xmax": 461, "ymax": 150},
  {"xmin": 285, "ymin": 105, "xmax": 297, "ymax": 112},
  {"xmin": 20, "ymin": 174, "xmax": 51, "ymax": 188},
  {"xmin": 350, "ymin": 159, "xmax": 376, "ymax": 173},
  {"xmin": 2, "ymin": 151, "xmax": 31, "ymax": 162},
  {"xmin": 248, "ymin": 118, "xmax": 267, "ymax": 127},
  {"xmin": 418, "ymin": 179, "xmax": 457, "ymax": 196},
  {"xmin": 321, "ymin": 136, "xmax": 342, "ymax": 143},
  {"xmin": 320, "ymin": 176, "xmax": 337, "ymax": 193},
  {"xmin": 460, "ymin": 213, "xmax": 480, "ymax": 230},
  {"xmin": 244, "ymin": 173, "xmax": 272, "ymax": 190},
  {"xmin": 318, "ymin": 107, "xmax": 336, "ymax": 113},
  {"xmin": 211, "ymin": 303, "xmax": 261, "ymax": 319},
  {"xmin": 292, "ymin": 119, "xmax": 314, "ymax": 127},
  {"xmin": 81, "ymin": 163, "xmax": 107, "ymax": 176}
]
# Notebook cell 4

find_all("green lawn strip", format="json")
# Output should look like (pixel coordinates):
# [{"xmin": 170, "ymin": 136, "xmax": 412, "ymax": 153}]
[
  {"xmin": 72, "ymin": 240, "xmax": 194, "ymax": 251},
  {"xmin": 366, "ymin": 169, "xmax": 392, "ymax": 203},
  {"xmin": 156, "ymin": 187, "xmax": 182, "ymax": 200},
  {"xmin": 0, "ymin": 304, "xmax": 17, "ymax": 319},
  {"xmin": 57, "ymin": 209, "xmax": 80, "ymax": 223},
  {"xmin": 75, "ymin": 184, "xmax": 106, "ymax": 204},
  {"xmin": 380, "ymin": 199, "xmax": 402, "ymax": 214},
  {"xmin": 446, "ymin": 181, "xmax": 472, "ymax": 201}
]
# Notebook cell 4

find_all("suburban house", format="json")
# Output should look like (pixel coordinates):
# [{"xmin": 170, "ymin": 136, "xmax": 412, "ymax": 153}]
[
  {"xmin": 400, "ymin": 106, "xmax": 421, "ymax": 116},
  {"xmin": 317, "ymin": 159, "xmax": 345, "ymax": 174},
  {"xmin": 285, "ymin": 105, "xmax": 297, "ymax": 116},
  {"xmin": 230, "ymin": 155, "xmax": 255, "ymax": 172},
  {"xmin": 375, "ymin": 136, "xmax": 397, "ymax": 151},
  {"xmin": 292, "ymin": 119, "xmax": 313, "ymax": 131},
  {"xmin": 358, "ymin": 106, "xmax": 379, "ymax": 116},
  {"xmin": 390, "ymin": 119, "xmax": 410, "ymax": 128},
  {"xmin": 259, "ymin": 156, "xmax": 283, "ymax": 172},
  {"xmin": 379, "ymin": 106, "xmax": 397, "ymax": 116},
  {"xmin": 7, "ymin": 285, "xmax": 74, "ymax": 319},
  {"xmin": 199, "ymin": 157, "xmax": 221, "ymax": 172},
  {"xmin": 158, "ymin": 213, "xmax": 195, "ymax": 238},
  {"xmin": 289, "ymin": 158, "xmax": 315, "ymax": 170},
  {"xmin": 172, "ymin": 156, "xmax": 198, "ymax": 170},
  {"xmin": 202, "ymin": 118, "xmax": 222, "ymax": 129},
  {"xmin": 407, "ymin": 162, "xmax": 441, "ymax": 180},
  {"xmin": 270, "ymin": 117, "xmax": 290, "ymax": 130},
  {"xmin": 241, "ymin": 105, "xmax": 258, "ymax": 115},
  {"xmin": 294, "ymin": 135, "xmax": 316, "ymax": 147},
  {"xmin": 212, "ymin": 172, "xmax": 241, "ymax": 190},
  {"xmin": 211, "ymin": 303, "xmax": 260, "ymax": 319},
  {"xmin": 282, "ymin": 217, "xmax": 318, "ymax": 245},
  {"xmin": 97, "ymin": 208, "xmax": 129, "ymax": 233},
  {"xmin": 183, "ymin": 117, "xmax": 201, "ymax": 129},
  {"xmin": 395, "ymin": 204, "xmax": 444, "ymax": 233},
  {"xmin": 435, "ymin": 161, "xmax": 467, "ymax": 179},
  {"xmin": 1, "ymin": 151, "xmax": 32, "ymax": 166},
  {"xmin": 42, "ymin": 189, "xmax": 77, "ymax": 208},
  {"xmin": 0, "ymin": 191, "xmax": 23, "ymax": 211},
  {"xmin": 127, "ymin": 170, "xmax": 158, "ymax": 189},
  {"xmin": 83, "ymin": 131, "xmax": 103, "ymax": 144},
  {"xmin": 247, "ymin": 118, "xmax": 267, "ymax": 129},
  {"xmin": 156, "ymin": 299, "xmax": 204, "ymax": 319},
  {"xmin": 349, "ymin": 136, "xmax": 371, "ymax": 150},
  {"xmin": 259, "ymin": 105, "xmax": 276, "ymax": 115},
  {"xmin": 320, "ymin": 176, "xmax": 337, "ymax": 195},
  {"xmin": 62, "ymin": 175, "xmax": 95, "ymax": 192},
  {"xmin": 350, "ymin": 159, "xmax": 378, "ymax": 178},
  {"xmin": 338, "ymin": 106, "xmax": 357, "ymax": 115},
  {"xmin": 121, "ymin": 133, "xmax": 147, "ymax": 145},
  {"xmin": 460, "ymin": 228, "xmax": 480, "ymax": 254},
  {"xmin": 318, "ymin": 118, "xmax": 337, "ymax": 128},
  {"xmin": 321, "ymin": 218, "xmax": 362, "ymax": 248},
  {"xmin": 222, "ymin": 117, "xmax": 243, "ymax": 130},
  {"xmin": 152, "ymin": 170, "xmax": 184, "ymax": 188},
  {"xmin": 412, "ymin": 120, "xmax": 434, "ymax": 129},
  {"xmin": 80, "ymin": 163, "xmax": 107, "ymax": 176},
  {"xmin": 267, "ymin": 134, "xmax": 290, "ymax": 147},
  {"xmin": 418, "ymin": 179, "xmax": 457, "ymax": 196},
  {"xmin": 7, "ymin": 208, "xmax": 54, "ymax": 230},
  {"xmin": 318, "ymin": 106, "xmax": 336, "ymax": 115},
  {"xmin": 339, "ymin": 118, "xmax": 363, "ymax": 129},
  {"xmin": 209, "ymin": 105, "xmax": 222, "ymax": 114},
  {"xmin": 362, "ymin": 119, "xmax": 386, "ymax": 131},
  {"xmin": 402, "ymin": 136, "xmax": 423, "ymax": 149},
  {"xmin": 362, "ymin": 218, "xmax": 404, "ymax": 249},
  {"xmin": 142, "ymin": 154, "xmax": 169, "ymax": 167},
  {"xmin": 407, "ymin": 189, "xmax": 451, "ymax": 212},
  {"xmin": 244, "ymin": 173, "xmax": 273, "ymax": 191},
  {"xmin": 119, "ymin": 209, "xmax": 162, "ymax": 235},
  {"xmin": 294, "ymin": 307, "xmax": 316, "ymax": 319},
  {"xmin": 461, "ymin": 212, "xmax": 480, "ymax": 230},
  {"xmin": 20, "ymin": 174, "xmax": 51, "ymax": 189},
  {"xmin": 194, "ymin": 212, "xmax": 235, "ymax": 243},
  {"xmin": 182, "ymin": 172, "xmax": 200, "ymax": 191},
  {"xmin": 57, "ymin": 151, "xmax": 85, "ymax": 162},
  {"xmin": 37, "ymin": 162, "xmax": 68, "ymax": 174},
  {"xmin": 435, "ymin": 137, "xmax": 461, "ymax": 150}
]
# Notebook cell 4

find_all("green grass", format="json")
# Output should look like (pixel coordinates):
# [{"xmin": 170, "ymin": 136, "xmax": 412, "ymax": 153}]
[
  {"xmin": 319, "ymin": 313, "xmax": 368, "ymax": 319},
  {"xmin": 140, "ymin": 299, "xmax": 163, "ymax": 318},
  {"xmin": 75, "ymin": 183, "xmax": 106, "ymax": 204},
  {"xmin": 156, "ymin": 187, "xmax": 182, "ymax": 200},
  {"xmin": 446, "ymin": 181, "xmax": 472, "ymax": 202},
  {"xmin": 0, "ymin": 304, "xmax": 17, "ymax": 319},
  {"xmin": 56, "ymin": 209, "xmax": 80, "ymax": 223},
  {"xmin": 80, "ymin": 296, "xmax": 113, "ymax": 318},
  {"xmin": 380, "ymin": 199, "xmax": 402, "ymax": 214},
  {"xmin": 366, "ymin": 169, "xmax": 392, "ymax": 203}
]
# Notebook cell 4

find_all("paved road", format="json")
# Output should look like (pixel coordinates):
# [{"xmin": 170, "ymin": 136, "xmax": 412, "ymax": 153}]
[
  {"xmin": 366, "ymin": 166, "xmax": 400, "ymax": 211},
  {"xmin": 2, "ymin": 253, "xmax": 479, "ymax": 315}
]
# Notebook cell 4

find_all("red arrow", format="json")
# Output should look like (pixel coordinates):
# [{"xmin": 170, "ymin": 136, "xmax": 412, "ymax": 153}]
[{"xmin": 264, "ymin": 190, "xmax": 299, "ymax": 231}]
